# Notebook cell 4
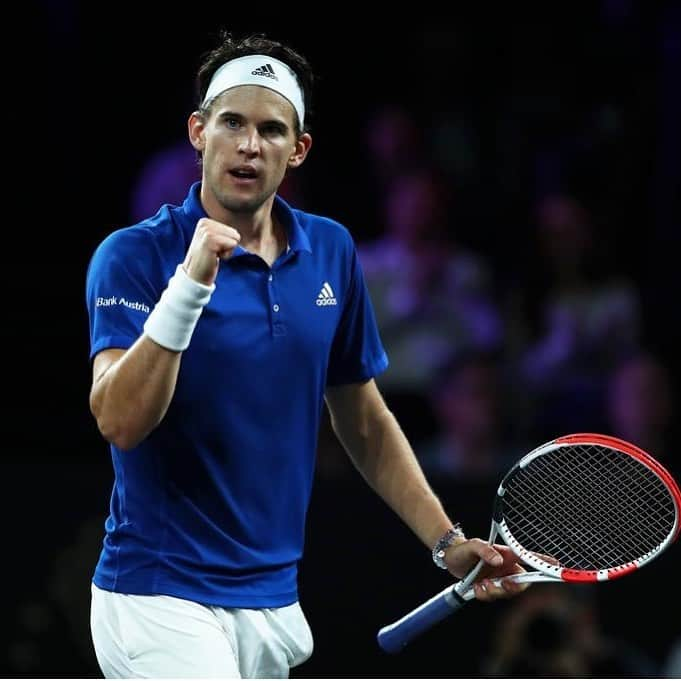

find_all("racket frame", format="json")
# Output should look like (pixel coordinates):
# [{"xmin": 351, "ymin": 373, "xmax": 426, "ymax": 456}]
[{"xmin": 492, "ymin": 433, "xmax": 681, "ymax": 586}]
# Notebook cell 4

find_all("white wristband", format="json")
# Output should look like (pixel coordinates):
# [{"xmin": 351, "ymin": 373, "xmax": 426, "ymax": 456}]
[{"xmin": 143, "ymin": 264, "xmax": 215, "ymax": 351}]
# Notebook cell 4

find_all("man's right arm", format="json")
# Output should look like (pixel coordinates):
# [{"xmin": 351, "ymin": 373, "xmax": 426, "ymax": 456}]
[
  {"xmin": 88, "ymin": 217, "xmax": 241, "ymax": 451},
  {"xmin": 89, "ymin": 339, "xmax": 182, "ymax": 451}
]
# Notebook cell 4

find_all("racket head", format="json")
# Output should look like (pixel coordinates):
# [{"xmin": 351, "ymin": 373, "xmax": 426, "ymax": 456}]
[{"xmin": 494, "ymin": 433, "xmax": 681, "ymax": 583}]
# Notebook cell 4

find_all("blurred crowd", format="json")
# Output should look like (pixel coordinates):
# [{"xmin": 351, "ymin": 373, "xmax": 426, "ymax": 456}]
[{"xmin": 312, "ymin": 104, "xmax": 677, "ymax": 493}]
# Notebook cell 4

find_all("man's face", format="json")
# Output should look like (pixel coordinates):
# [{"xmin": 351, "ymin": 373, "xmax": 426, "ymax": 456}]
[{"xmin": 192, "ymin": 85, "xmax": 303, "ymax": 213}]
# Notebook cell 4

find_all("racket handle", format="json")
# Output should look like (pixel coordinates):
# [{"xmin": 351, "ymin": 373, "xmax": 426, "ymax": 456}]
[{"xmin": 377, "ymin": 585, "xmax": 465, "ymax": 653}]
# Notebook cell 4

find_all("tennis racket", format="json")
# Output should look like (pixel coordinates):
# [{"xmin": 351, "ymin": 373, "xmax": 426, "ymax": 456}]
[{"xmin": 377, "ymin": 432, "xmax": 680, "ymax": 654}]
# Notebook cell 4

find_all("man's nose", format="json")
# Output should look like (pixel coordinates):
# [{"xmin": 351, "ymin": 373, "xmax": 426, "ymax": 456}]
[{"xmin": 238, "ymin": 128, "xmax": 261, "ymax": 155}]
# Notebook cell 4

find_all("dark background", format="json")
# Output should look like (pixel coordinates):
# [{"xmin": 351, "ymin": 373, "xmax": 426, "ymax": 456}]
[{"xmin": 6, "ymin": 1, "xmax": 680, "ymax": 677}]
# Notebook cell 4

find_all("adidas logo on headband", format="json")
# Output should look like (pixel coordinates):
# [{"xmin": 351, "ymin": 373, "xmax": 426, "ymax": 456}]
[{"xmin": 251, "ymin": 64, "xmax": 278, "ymax": 81}]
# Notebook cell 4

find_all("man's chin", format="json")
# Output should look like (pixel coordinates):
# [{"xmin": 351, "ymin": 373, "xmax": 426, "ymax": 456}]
[{"xmin": 220, "ymin": 194, "xmax": 264, "ymax": 214}]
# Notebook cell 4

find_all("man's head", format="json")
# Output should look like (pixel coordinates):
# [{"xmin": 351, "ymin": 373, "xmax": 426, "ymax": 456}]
[
  {"xmin": 188, "ymin": 31, "xmax": 314, "ymax": 215},
  {"xmin": 607, "ymin": 351, "xmax": 673, "ymax": 443}
]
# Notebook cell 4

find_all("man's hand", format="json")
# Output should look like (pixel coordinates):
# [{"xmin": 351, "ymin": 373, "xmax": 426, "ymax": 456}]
[
  {"xmin": 183, "ymin": 218, "xmax": 241, "ymax": 286},
  {"xmin": 444, "ymin": 539, "xmax": 528, "ymax": 601}
]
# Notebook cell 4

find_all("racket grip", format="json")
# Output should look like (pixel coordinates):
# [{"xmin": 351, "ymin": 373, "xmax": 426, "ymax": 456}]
[{"xmin": 377, "ymin": 586, "xmax": 465, "ymax": 653}]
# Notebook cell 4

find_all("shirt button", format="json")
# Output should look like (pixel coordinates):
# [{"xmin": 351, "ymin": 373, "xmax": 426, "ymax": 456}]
[
  {"xmin": 268, "ymin": 274, "xmax": 273, "ymax": 282},
  {"xmin": 273, "ymin": 304, "xmax": 280, "ymax": 312}
]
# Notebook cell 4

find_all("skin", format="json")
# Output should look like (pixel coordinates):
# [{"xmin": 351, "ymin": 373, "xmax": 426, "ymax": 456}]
[{"xmin": 89, "ymin": 80, "xmax": 526, "ymax": 602}]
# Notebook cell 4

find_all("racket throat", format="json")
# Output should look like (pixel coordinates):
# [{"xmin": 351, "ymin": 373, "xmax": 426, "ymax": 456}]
[{"xmin": 445, "ymin": 587, "xmax": 466, "ymax": 608}]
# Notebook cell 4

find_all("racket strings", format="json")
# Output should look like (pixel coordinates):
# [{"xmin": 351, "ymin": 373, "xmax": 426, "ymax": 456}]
[
  {"xmin": 519, "ymin": 447, "xmax": 670, "ymax": 568},
  {"xmin": 501, "ymin": 444, "xmax": 676, "ymax": 570}
]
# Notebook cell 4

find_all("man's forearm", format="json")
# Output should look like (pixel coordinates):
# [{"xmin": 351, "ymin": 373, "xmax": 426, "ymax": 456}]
[{"xmin": 334, "ymin": 404, "xmax": 456, "ymax": 550}]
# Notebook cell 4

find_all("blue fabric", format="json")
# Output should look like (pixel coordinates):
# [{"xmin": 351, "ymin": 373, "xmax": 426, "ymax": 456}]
[{"xmin": 85, "ymin": 183, "xmax": 388, "ymax": 606}]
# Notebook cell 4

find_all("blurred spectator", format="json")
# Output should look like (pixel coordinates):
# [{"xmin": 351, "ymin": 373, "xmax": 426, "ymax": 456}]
[
  {"xmin": 418, "ymin": 352, "xmax": 520, "ymax": 481},
  {"xmin": 359, "ymin": 169, "xmax": 504, "ymax": 402},
  {"xmin": 482, "ymin": 583, "xmax": 658, "ymax": 677},
  {"xmin": 351, "ymin": 105, "xmax": 430, "ymax": 243},
  {"xmin": 129, "ymin": 140, "xmax": 201, "ymax": 223},
  {"xmin": 513, "ymin": 192, "xmax": 642, "ymax": 437},
  {"xmin": 363, "ymin": 105, "xmax": 426, "ymax": 192},
  {"xmin": 606, "ymin": 350, "xmax": 679, "ymax": 480}
]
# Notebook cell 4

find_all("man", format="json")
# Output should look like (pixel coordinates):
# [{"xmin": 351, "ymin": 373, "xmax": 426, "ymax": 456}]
[{"xmin": 85, "ymin": 31, "xmax": 526, "ymax": 678}]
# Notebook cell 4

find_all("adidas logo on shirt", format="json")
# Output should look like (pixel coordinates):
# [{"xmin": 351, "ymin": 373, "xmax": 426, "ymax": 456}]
[
  {"xmin": 251, "ymin": 63, "xmax": 278, "ymax": 80},
  {"xmin": 316, "ymin": 282, "xmax": 337, "ymax": 306}
]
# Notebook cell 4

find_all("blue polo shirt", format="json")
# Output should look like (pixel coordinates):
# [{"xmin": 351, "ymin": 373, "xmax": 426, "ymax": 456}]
[{"xmin": 85, "ymin": 182, "xmax": 388, "ymax": 607}]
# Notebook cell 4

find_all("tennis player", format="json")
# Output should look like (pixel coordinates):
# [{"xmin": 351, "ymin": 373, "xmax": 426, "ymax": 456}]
[{"xmin": 85, "ymin": 30, "xmax": 527, "ymax": 678}]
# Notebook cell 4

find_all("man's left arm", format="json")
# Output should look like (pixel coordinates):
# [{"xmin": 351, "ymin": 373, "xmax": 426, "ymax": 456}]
[
  {"xmin": 324, "ymin": 379, "xmax": 527, "ymax": 599},
  {"xmin": 325, "ymin": 378, "xmax": 454, "ymax": 551}
]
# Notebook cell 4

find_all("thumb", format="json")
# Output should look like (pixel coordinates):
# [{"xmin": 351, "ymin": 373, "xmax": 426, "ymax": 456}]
[{"xmin": 478, "ymin": 544, "xmax": 503, "ymax": 567}]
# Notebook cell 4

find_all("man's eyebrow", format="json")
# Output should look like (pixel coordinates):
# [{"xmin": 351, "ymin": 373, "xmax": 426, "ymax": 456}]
[{"xmin": 217, "ymin": 110, "xmax": 243, "ymax": 120}]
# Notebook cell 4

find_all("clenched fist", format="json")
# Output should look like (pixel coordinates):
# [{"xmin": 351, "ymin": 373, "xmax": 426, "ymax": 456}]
[{"xmin": 183, "ymin": 218, "xmax": 241, "ymax": 286}]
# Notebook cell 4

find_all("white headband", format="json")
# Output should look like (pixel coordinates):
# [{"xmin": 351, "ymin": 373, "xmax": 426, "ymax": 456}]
[{"xmin": 202, "ymin": 55, "xmax": 305, "ymax": 129}]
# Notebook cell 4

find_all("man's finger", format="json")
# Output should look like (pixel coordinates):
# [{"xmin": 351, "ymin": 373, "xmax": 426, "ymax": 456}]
[{"xmin": 476, "ymin": 542, "xmax": 503, "ymax": 567}]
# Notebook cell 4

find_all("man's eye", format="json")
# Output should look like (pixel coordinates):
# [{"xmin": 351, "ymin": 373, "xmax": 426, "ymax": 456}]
[{"xmin": 226, "ymin": 118, "xmax": 240, "ymax": 129}]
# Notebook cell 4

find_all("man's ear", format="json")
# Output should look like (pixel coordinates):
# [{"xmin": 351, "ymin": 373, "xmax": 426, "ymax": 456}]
[
  {"xmin": 188, "ymin": 111, "xmax": 206, "ymax": 152},
  {"xmin": 288, "ymin": 132, "xmax": 313, "ymax": 169}
]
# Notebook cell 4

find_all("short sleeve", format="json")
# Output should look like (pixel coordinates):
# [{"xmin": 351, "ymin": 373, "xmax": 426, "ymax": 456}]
[
  {"xmin": 326, "ymin": 244, "xmax": 389, "ymax": 386},
  {"xmin": 85, "ymin": 227, "xmax": 164, "ymax": 361}
]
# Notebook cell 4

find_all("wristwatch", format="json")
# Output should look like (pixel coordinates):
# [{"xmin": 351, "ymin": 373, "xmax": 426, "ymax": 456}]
[{"xmin": 432, "ymin": 524, "xmax": 466, "ymax": 569}]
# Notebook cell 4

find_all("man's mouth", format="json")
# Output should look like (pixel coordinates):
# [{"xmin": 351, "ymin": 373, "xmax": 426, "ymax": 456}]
[{"xmin": 229, "ymin": 166, "xmax": 258, "ymax": 179}]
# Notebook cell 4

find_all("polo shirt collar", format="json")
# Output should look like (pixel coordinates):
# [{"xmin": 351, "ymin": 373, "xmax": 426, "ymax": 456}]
[{"xmin": 180, "ymin": 182, "xmax": 311, "ymax": 254}]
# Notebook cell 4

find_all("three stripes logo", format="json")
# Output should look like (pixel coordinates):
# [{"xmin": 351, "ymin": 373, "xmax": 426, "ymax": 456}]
[
  {"xmin": 316, "ymin": 282, "xmax": 337, "ymax": 306},
  {"xmin": 251, "ymin": 63, "xmax": 278, "ymax": 80}
]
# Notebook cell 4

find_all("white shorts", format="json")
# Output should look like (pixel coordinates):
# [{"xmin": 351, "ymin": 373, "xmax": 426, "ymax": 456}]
[{"xmin": 90, "ymin": 583, "xmax": 314, "ymax": 678}]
